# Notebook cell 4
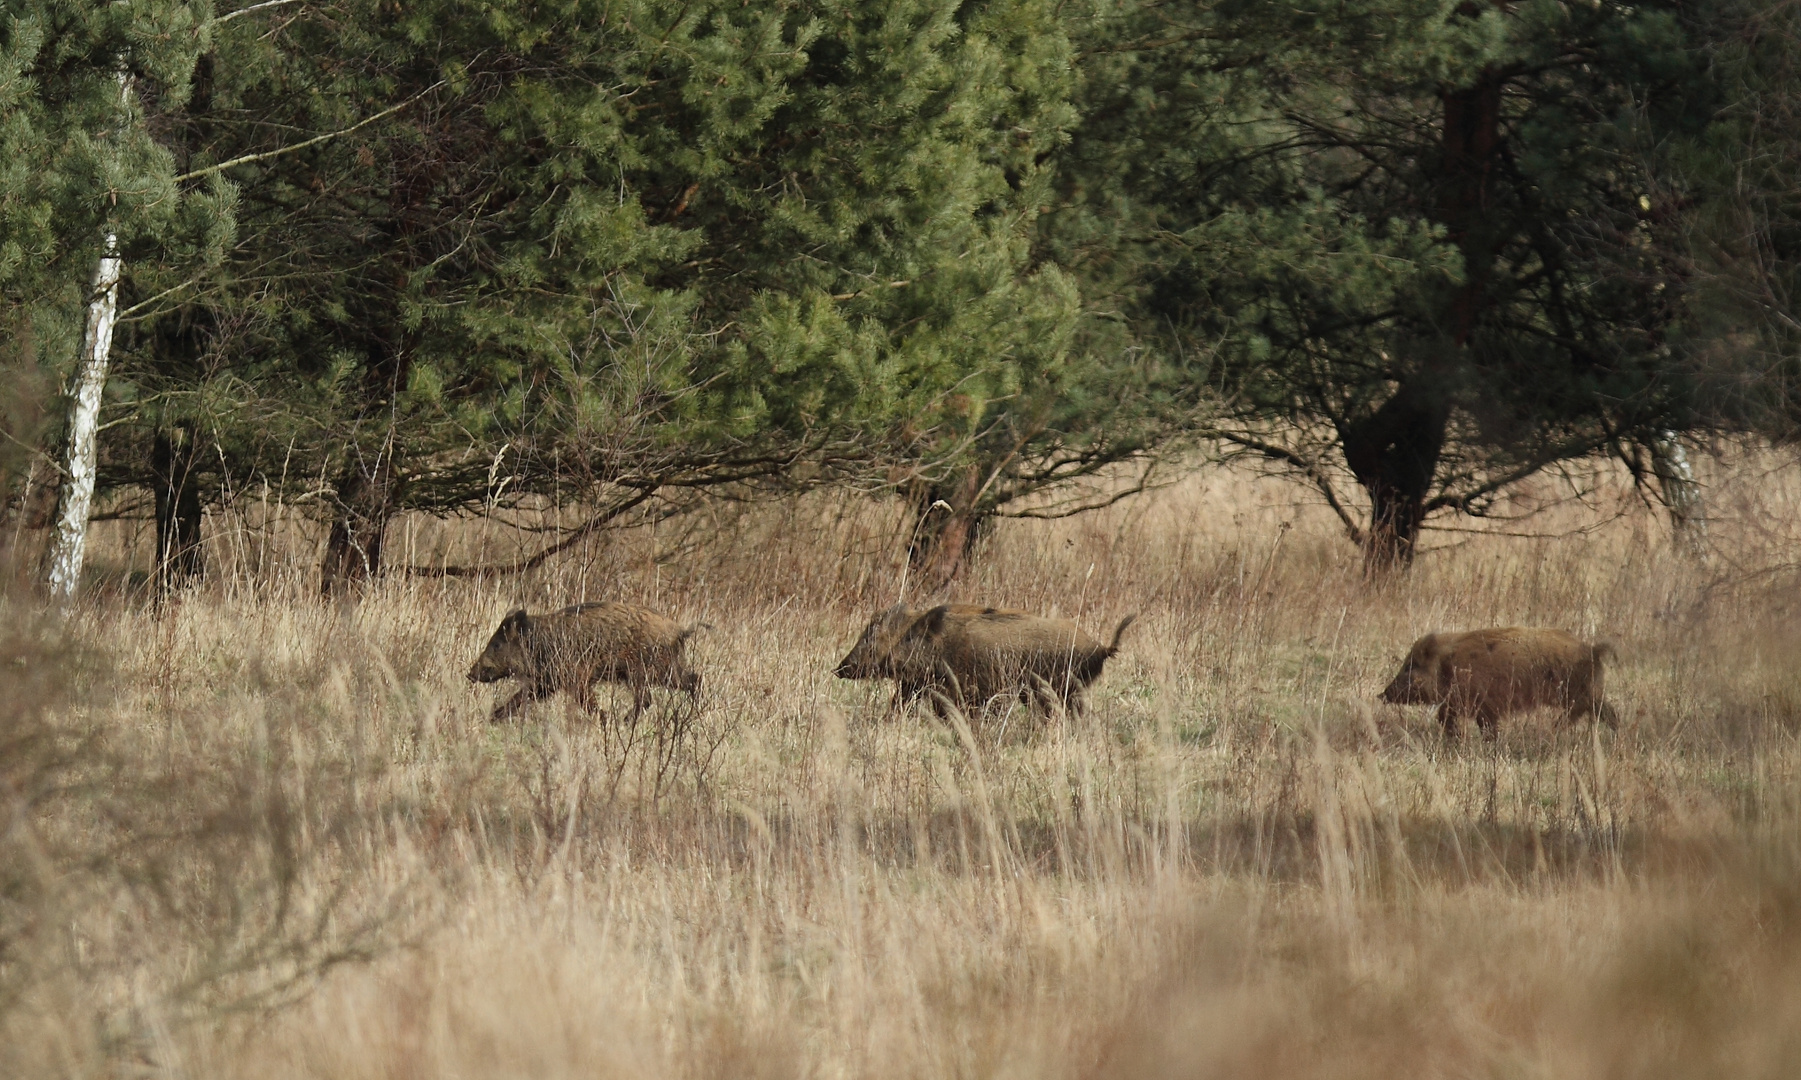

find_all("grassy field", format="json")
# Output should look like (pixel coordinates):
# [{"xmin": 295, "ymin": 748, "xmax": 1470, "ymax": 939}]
[{"xmin": 5, "ymin": 457, "xmax": 1801, "ymax": 1078}]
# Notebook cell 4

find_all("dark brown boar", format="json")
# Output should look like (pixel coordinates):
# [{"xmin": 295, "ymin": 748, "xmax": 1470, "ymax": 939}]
[
  {"xmin": 835, "ymin": 603, "xmax": 1135, "ymax": 717},
  {"xmin": 1380, "ymin": 627, "xmax": 1618, "ymax": 739},
  {"xmin": 468, "ymin": 602, "xmax": 704, "ymax": 722}
]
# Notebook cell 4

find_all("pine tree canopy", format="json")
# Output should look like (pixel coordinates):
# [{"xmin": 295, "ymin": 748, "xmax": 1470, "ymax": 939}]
[
  {"xmin": 1055, "ymin": 0, "xmax": 1724, "ymax": 566},
  {"xmin": 3, "ymin": 0, "xmax": 1792, "ymax": 586}
]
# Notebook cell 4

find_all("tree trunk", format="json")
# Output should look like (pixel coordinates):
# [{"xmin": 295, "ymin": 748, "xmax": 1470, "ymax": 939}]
[
  {"xmin": 320, "ymin": 451, "xmax": 401, "ymax": 598},
  {"xmin": 1341, "ymin": 71, "xmax": 1503, "ymax": 573},
  {"xmin": 905, "ymin": 468, "xmax": 990, "ymax": 593},
  {"xmin": 1438, "ymin": 73, "xmax": 1505, "ymax": 344},
  {"xmin": 152, "ymin": 426, "xmax": 205, "ymax": 594},
  {"xmin": 42, "ymin": 237, "xmax": 123, "ymax": 604},
  {"xmin": 320, "ymin": 322, "xmax": 412, "ymax": 598},
  {"xmin": 1650, "ymin": 431, "xmax": 1707, "ymax": 557},
  {"xmin": 1342, "ymin": 383, "xmax": 1451, "ymax": 573}
]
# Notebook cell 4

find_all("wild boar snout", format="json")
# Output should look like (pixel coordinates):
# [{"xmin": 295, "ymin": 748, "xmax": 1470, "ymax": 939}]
[
  {"xmin": 470, "ymin": 609, "xmax": 531, "ymax": 685},
  {"xmin": 1379, "ymin": 674, "xmax": 1406, "ymax": 703},
  {"xmin": 1381, "ymin": 662, "xmax": 1428, "ymax": 704},
  {"xmin": 833, "ymin": 643, "xmax": 864, "ymax": 679},
  {"xmin": 836, "ymin": 611, "xmax": 907, "ymax": 679},
  {"xmin": 468, "ymin": 654, "xmax": 508, "ymax": 683},
  {"xmin": 835, "ymin": 641, "xmax": 885, "ymax": 678}
]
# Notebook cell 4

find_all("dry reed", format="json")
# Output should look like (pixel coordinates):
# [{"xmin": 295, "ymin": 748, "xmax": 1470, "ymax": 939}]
[{"xmin": 4, "ymin": 455, "xmax": 1801, "ymax": 1078}]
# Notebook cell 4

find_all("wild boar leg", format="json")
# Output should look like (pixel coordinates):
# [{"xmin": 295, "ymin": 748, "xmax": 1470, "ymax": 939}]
[
  {"xmin": 888, "ymin": 681, "xmax": 923, "ymax": 716},
  {"xmin": 1436, "ymin": 702, "xmax": 1462, "ymax": 740},
  {"xmin": 932, "ymin": 661, "xmax": 967, "ymax": 718},
  {"xmin": 1026, "ymin": 673, "xmax": 1065, "ymax": 717},
  {"xmin": 1569, "ymin": 700, "xmax": 1620, "ymax": 729},
  {"xmin": 492, "ymin": 683, "xmax": 551, "ymax": 722},
  {"xmin": 570, "ymin": 678, "xmax": 617, "ymax": 724}
]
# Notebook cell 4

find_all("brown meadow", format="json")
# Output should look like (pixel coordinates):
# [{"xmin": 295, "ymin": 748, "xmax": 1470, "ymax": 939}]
[{"xmin": 5, "ymin": 455, "xmax": 1801, "ymax": 1078}]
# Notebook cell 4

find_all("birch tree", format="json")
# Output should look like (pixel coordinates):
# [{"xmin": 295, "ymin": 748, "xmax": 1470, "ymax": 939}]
[
  {"xmin": 7, "ymin": 0, "xmax": 218, "ymax": 601},
  {"xmin": 1651, "ymin": 432, "xmax": 1708, "ymax": 557},
  {"xmin": 42, "ymin": 60, "xmax": 133, "ymax": 602},
  {"xmin": 42, "ymin": 237, "xmax": 122, "ymax": 600}
]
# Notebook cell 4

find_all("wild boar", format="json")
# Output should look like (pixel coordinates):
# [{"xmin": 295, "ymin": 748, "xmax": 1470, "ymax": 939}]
[
  {"xmin": 468, "ymin": 602, "xmax": 704, "ymax": 722},
  {"xmin": 835, "ymin": 603, "xmax": 1136, "ymax": 717},
  {"xmin": 1380, "ymin": 627, "xmax": 1618, "ymax": 739},
  {"xmin": 834, "ymin": 604, "xmax": 1006, "ymax": 710}
]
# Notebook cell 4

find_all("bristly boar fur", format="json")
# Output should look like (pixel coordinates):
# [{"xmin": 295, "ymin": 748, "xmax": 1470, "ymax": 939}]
[
  {"xmin": 835, "ymin": 603, "xmax": 1135, "ymax": 717},
  {"xmin": 1380, "ymin": 627, "xmax": 1618, "ymax": 739},
  {"xmin": 833, "ymin": 604, "xmax": 1000, "ymax": 710},
  {"xmin": 468, "ymin": 602, "xmax": 704, "ymax": 722}
]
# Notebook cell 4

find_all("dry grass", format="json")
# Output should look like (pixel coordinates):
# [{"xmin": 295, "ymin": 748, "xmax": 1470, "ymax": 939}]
[{"xmin": 6, "ymin": 455, "xmax": 1801, "ymax": 1078}]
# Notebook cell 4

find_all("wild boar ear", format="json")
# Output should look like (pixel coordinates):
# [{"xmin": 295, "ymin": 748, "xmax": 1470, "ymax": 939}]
[
  {"xmin": 502, "ymin": 609, "xmax": 530, "ymax": 636},
  {"xmin": 919, "ymin": 605, "xmax": 951, "ymax": 635},
  {"xmin": 1437, "ymin": 652, "xmax": 1457, "ymax": 685}
]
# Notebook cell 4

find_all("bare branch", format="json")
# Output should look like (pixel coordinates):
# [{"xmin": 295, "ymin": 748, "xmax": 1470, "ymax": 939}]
[
  {"xmin": 118, "ymin": 277, "xmax": 202, "ymax": 320},
  {"xmin": 1217, "ymin": 433, "xmax": 1365, "ymax": 546},
  {"xmin": 998, "ymin": 469, "xmax": 1156, "ymax": 520},
  {"xmin": 213, "ymin": 0, "xmax": 302, "ymax": 26},
  {"xmin": 1419, "ymin": 438, "xmax": 1612, "ymax": 517},
  {"xmin": 400, "ymin": 486, "xmax": 657, "ymax": 578},
  {"xmin": 173, "ymin": 82, "xmax": 445, "ymax": 184}
]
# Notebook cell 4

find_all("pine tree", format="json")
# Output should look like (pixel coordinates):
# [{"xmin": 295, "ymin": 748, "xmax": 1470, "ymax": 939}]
[
  {"xmin": 1668, "ymin": 1, "xmax": 1801, "ymax": 450},
  {"xmin": 100, "ymin": 0, "xmax": 1098, "ymax": 592},
  {"xmin": 1054, "ymin": 0, "xmax": 1719, "ymax": 570}
]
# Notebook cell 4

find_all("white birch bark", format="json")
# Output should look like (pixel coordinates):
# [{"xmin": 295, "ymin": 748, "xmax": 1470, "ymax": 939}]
[
  {"xmin": 1650, "ymin": 430, "xmax": 1707, "ymax": 558},
  {"xmin": 43, "ymin": 237, "xmax": 124, "ymax": 603},
  {"xmin": 43, "ymin": 65, "xmax": 131, "ymax": 605}
]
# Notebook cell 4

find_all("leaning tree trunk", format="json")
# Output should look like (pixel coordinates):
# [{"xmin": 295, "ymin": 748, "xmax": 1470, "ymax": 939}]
[
  {"xmin": 1650, "ymin": 430, "xmax": 1707, "ymax": 557},
  {"xmin": 904, "ymin": 468, "xmax": 990, "ymax": 594},
  {"xmin": 42, "ymin": 237, "xmax": 123, "ymax": 604},
  {"xmin": 152, "ymin": 425, "xmax": 205, "ymax": 594}
]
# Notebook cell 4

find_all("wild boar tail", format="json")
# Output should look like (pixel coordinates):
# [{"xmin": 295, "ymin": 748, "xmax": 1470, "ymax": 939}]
[
  {"xmin": 1591, "ymin": 639, "xmax": 1618, "ymax": 666},
  {"xmin": 1106, "ymin": 615, "xmax": 1138, "ymax": 656},
  {"xmin": 678, "ymin": 622, "xmax": 715, "ymax": 644}
]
